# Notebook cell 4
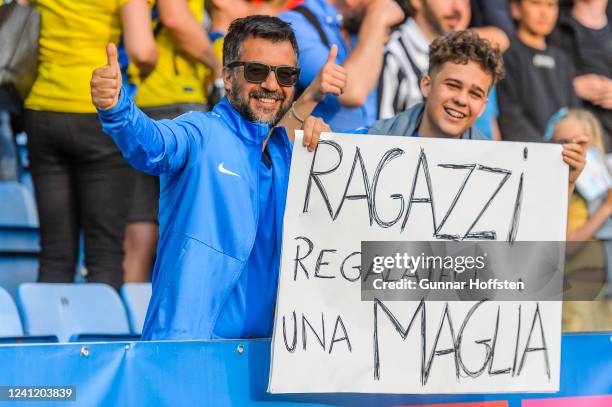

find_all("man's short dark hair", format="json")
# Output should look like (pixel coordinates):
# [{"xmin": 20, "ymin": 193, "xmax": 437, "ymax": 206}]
[
  {"xmin": 223, "ymin": 15, "xmax": 299, "ymax": 66},
  {"xmin": 428, "ymin": 30, "xmax": 505, "ymax": 86}
]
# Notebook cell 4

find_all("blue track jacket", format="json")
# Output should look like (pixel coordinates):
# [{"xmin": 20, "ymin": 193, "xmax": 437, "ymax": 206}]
[{"xmin": 98, "ymin": 91, "xmax": 293, "ymax": 340}]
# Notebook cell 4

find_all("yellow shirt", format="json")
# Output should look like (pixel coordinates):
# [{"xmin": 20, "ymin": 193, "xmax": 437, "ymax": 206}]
[
  {"xmin": 213, "ymin": 37, "xmax": 224, "ymax": 62},
  {"xmin": 563, "ymin": 193, "xmax": 609, "ymax": 333},
  {"xmin": 25, "ymin": 0, "xmax": 129, "ymax": 113},
  {"xmin": 135, "ymin": 0, "xmax": 208, "ymax": 108},
  {"xmin": 565, "ymin": 193, "xmax": 605, "ymax": 295},
  {"xmin": 566, "ymin": 193, "xmax": 604, "ymax": 270},
  {"xmin": 567, "ymin": 193, "xmax": 589, "ymax": 233}
]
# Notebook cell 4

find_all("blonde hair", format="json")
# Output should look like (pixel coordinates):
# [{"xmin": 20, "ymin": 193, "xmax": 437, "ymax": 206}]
[{"xmin": 561, "ymin": 109, "xmax": 606, "ymax": 154}]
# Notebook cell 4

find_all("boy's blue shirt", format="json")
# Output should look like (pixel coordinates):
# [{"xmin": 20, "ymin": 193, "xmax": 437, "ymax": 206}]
[{"xmin": 98, "ymin": 91, "xmax": 293, "ymax": 340}]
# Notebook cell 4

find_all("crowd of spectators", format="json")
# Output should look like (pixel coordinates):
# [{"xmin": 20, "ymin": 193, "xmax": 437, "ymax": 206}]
[{"xmin": 1, "ymin": 0, "xmax": 611, "ymax": 330}]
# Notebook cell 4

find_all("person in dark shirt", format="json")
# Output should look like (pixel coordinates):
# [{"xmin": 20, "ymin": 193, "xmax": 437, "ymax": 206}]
[
  {"xmin": 549, "ymin": 0, "xmax": 612, "ymax": 151},
  {"xmin": 498, "ymin": 0, "xmax": 581, "ymax": 142},
  {"xmin": 471, "ymin": 0, "xmax": 515, "ymax": 37}
]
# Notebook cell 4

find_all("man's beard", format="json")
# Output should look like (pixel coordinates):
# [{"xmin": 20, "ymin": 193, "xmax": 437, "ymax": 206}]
[
  {"xmin": 343, "ymin": 15, "xmax": 363, "ymax": 36},
  {"xmin": 230, "ymin": 80, "xmax": 290, "ymax": 126},
  {"xmin": 423, "ymin": 1, "xmax": 446, "ymax": 36}
]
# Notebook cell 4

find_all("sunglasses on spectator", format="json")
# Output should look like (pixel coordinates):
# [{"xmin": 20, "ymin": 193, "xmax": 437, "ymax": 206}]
[{"xmin": 226, "ymin": 61, "xmax": 301, "ymax": 87}]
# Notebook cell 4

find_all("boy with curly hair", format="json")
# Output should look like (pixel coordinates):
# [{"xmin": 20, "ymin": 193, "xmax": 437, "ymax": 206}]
[{"xmin": 368, "ymin": 30, "xmax": 585, "ymax": 192}]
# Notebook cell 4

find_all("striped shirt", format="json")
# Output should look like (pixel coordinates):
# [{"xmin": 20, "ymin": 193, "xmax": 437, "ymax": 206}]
[{"xmin": 378, "ymin": 18, "xmax": 429, "ymax": 119}]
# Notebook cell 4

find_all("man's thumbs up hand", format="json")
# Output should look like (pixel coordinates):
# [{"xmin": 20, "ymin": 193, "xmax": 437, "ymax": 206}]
[
  {"xmin": 310, "ymin": 44, "xmax": 347, "ymax": 102},
  {"xmin": 106, "ymin": 43, "xmax": 120, "ymax": 73},
  {"xmin": 326, "ymin": 44, "xmax": 338, "ymax": 65},
  {"xmin": 91, "ymin": 43, "xmax": 122, "ymax": 110}
]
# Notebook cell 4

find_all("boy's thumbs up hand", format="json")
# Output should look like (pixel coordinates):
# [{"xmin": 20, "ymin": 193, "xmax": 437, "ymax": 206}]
[{"xmin": 91, "ymin": 43, "xmax": 123, "ymax": 110}]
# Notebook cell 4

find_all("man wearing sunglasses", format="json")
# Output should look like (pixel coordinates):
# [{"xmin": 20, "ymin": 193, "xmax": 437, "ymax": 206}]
[{"xmin": 91, "ymin": 15, "xmax": 344, "ymax": 340}]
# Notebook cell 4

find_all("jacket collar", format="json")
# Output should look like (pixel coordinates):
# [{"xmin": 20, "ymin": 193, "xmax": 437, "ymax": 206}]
[
  {"xmin": 369, "ymin": 102, "xmax": 485, "ymax": 140},
  {"xmin": 405, "ymin": 103, "xmax": 484, "ymax": 140},
  {"xmin": 212, "ymin": 97, "xmax": 270, "ymax": 145}
]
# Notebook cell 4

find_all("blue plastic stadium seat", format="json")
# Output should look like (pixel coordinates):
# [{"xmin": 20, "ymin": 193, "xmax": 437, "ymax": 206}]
[
  {"xmin": 0, "ymin": 181, "xmax": 40, "ymax": 298},
  {"xmin": 120, "ymin": 283, "xmax": 152, "ymax": 335},
  {"xmin": 17, "ymin": 283, "xmax": 137, "ymax": 343},
  {"xmin": 0, "ymin": 257, "xmax": 38, "ymax": 299},
  {"xmin": 0, "ymin": 226, "xmax": 39, "ymax": 254},
  {"xmin": 0, "ymin": 286, "xmax": 56, "ymax": 343},
  {"xmin": 0, "ymin": 286, "xmax": 23, "ymax": 337},
  {"xmin": 18, "ymin": 172, "xmax": 35, "ymax": 199},
  {"xmin": 0, "ymin": 181, "xmax": 38, "ymax": 228}
]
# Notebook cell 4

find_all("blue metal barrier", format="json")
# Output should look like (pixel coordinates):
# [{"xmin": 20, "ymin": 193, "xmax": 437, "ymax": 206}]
[{"xmin": 0, "ymin": 333, "xmax": 610, "ymax": 406}]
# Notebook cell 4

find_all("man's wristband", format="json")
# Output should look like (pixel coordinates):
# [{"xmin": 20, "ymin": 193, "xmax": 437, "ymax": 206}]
[{"xmin": 290, "ymin": 102, "xmax": 305, "ymax": 125}]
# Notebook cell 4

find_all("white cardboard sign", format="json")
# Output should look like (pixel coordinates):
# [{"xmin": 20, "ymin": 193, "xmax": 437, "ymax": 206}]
[{"xmin": 269, "ymin": 132, "xmax": 567, "ymax": 394}]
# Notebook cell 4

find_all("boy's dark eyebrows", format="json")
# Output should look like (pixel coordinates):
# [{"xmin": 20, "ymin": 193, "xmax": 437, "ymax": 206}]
[
  {"xmin": 527, "ymin": 0, "xmax": 559, "ymax": 4},
  {"xmin": 471, "ymin": 84, "xmax": 486, "ymax": 95},
  {"xmin": 443, "ymin": 77, "xmax": 487, "ymax": 95},
  {"xmin": 444, "ymin": 78, "xmax": 463, "ymax": 85}
]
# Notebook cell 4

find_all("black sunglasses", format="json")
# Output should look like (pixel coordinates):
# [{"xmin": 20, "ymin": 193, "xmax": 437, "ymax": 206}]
[{"xmin": 226, "ymin": 61, "xmax": 301, "ymax": 87}]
